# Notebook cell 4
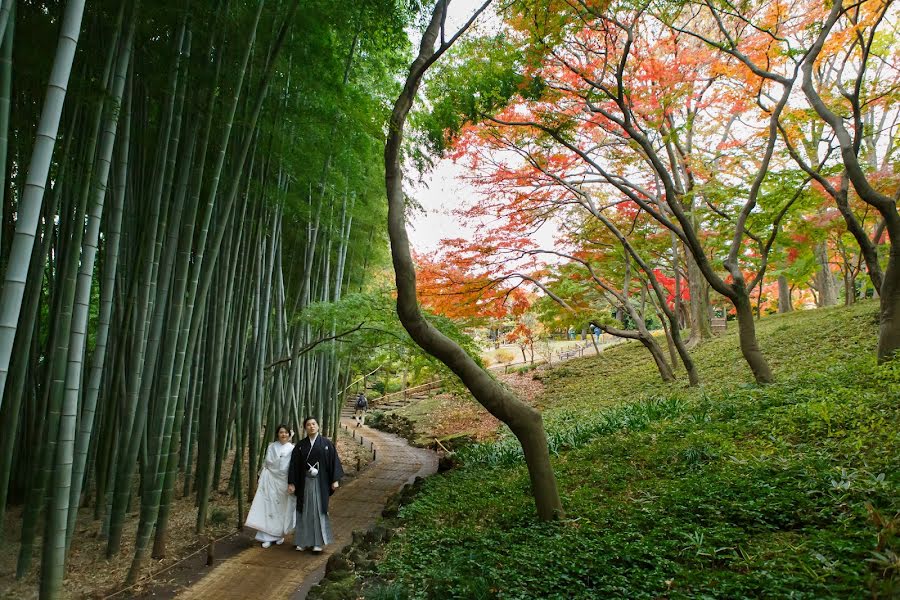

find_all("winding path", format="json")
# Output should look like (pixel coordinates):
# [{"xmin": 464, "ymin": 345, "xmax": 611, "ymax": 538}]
[{"xmin": 174, "ymin": 419, "xmax": 437, "ymax": 600}]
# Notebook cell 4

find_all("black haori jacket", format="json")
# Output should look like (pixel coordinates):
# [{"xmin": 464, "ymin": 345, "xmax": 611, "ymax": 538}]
[{"xmin": 287, "ymin": 435, "xmax": 344, "ymax": 514}]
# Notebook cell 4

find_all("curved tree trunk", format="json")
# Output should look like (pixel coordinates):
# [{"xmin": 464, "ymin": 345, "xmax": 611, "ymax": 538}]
[
  {"xmin": 593, "ymin": 321, "xmax": 675, "ymax": 382},
  {"xmin": 877, "ymin": 221, "xmax": 900, "ymax": 361},
  {"xmin": 835, "ymin": 186, "xmax": 883, "ymax": 295},
  {"xmin": 385, "ymin": 0, "xmax": 562, "ymax": 521},
  {"xmin": 656, "ymin": 302, "xmax": 679, "ymax": 366},
  {"xmin": 586, "ymin": 209, "xmax": 699, "ymax": 386},
  {"xmin": 798, "ymin": 1, "xmax": 898, "ymax": 361},
  {"xmin": 733, "ymin": 290, "xmax": 774, "ymax": 384},
  {"xmin": 641, "ymin": 335, "xmax": 675, "ymax": 382}
]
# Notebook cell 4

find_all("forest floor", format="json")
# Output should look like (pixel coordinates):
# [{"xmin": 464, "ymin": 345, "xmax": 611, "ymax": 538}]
[
  {"xmin": 0, "ymin": 425, "xmax": 378, "ymax": 599},
  {"xmin": 319, "ymin": 300, "xmax": 900, "ymax": 598},
  {"xmin": 375, "ymin": 333, "xmax": 625, "ymax": 449},
  {"xmin": 386, "ymin": 371, "xmax": 545, "ymax": 447}
]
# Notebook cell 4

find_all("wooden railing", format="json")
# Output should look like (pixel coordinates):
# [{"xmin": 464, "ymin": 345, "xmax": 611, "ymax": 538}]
[
  {"xmin": 557, "ymin": 347, "xmax": 585, "ymax": 360},
  {"xmin": 375, "ymin": 378, "xmax": 443, "ymax": 404}
]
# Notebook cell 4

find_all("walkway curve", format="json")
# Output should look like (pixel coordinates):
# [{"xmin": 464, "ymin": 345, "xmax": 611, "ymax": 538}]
[{"xmin": 175, "ymin": 419, "xmax": 437, "ymax": 600}]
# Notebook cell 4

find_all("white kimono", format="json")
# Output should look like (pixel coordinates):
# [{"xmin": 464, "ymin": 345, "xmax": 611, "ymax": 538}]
[{"xmin": 245, "ymin": 441, "xmax": 295, "ymax": 541}]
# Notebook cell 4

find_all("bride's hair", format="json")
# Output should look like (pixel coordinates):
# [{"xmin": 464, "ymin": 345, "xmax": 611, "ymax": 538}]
[{"xmin": 274, "ymin": 423, "xmax": 290, "ymax": 440}]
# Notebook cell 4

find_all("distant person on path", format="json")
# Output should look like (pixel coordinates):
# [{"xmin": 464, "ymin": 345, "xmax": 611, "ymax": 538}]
[
  {"xmin": 244, "ymin": 424, "xmax": 295, "ymax": 548},
  {"xmin": 288, "ymin": 417, "xmax": 344, "ymax": 553},
  {"xmin": 354, "ymin": 392, "xmax": 368, "ymax": 427}
]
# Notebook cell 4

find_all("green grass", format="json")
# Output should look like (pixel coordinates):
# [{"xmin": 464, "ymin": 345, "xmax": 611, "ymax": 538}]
[{"xmin": 374, "ymin": 301, "xmax": 900, "ymax": 599}]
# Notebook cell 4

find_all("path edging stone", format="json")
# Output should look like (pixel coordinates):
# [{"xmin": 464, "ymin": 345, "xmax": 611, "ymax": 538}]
[{"xmin": 307, "ymin": 476, "xmax": 430, "ymax": 600}]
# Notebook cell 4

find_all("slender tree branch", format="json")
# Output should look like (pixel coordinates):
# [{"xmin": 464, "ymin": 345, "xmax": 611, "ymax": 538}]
[{"xmin": 265, "ymin": 322, "xmax": 364, "ymax": 369}]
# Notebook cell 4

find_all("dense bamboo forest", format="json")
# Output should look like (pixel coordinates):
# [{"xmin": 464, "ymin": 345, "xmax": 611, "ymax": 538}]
[{"xmin": 0, "ymin": 1, "xmax": 425, "ymax": 597}]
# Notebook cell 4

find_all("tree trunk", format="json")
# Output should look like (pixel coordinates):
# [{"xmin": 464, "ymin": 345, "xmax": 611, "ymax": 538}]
[
  {"xmin": 589, "ymin": 331, "xmax": 600, "ymax": 355},
  {"xmin": 798, "ymin": 4, "xmax": 899, "ymax": 361},
  {"xmin": 106, "ymin": 17, "xmax": 186, "ymax": 558},
  {"xmin": 685, "ymin": 247, "xmax": 713, "ymax": 345},
  {"xmin": 640, "ymin": 335, "xmax": 676, "ymax": 382},
  {"xmin": 843, "ymin": 268, "xmax": 856, "ymax": 306},
  {"xmin": 0, "ymin": 0, "xmax": 86, "ymax": 412},
  {"xmin": 877, "ymin": 220, "xmax": 900, "ymax": 362},
  {"xmin": 0, "ymin": 0, "xmax": 12, "ymax": 50},
  {"xmin": 777, "ymin": 275, "xmax": 793, "ymax": 313},
  {"xmin": 0, "ymin": 184, "xmax": 58, "ymax": 541},
  {"xmin": 128, "ymin": 21, "xmax": 193, "ymax": 582},
  {"xmin": 733, "ymin": 290, "xmax": 775, "ymax": 384},
  {"xmin": 586, "ymin": 210, "xmax": 699, "ymax": 386},
  {"xmin": 385, "ymin": 0, "xmax": 562, "ymax": 521},
  {"xmin": 814, "ymin": 242, "xmax": 838, "ymax": 307},
  {"xmin": 29, "ymin": 24, "xmax": 115, "ymax": 577},
  {"xmin": 657, "ymin": 303, "xmax": 679, "ymax": 368},
  {"xmin": 62, "ymin": 5, "xmax": 136, "ymax": 555},
  {"xmin": 834, "ymin": 185, "xmax": 883, "ymax": 295},
  {"xmin": 0, "ymin": 1, "xmax": 12, "ymax": 254},
  {"xmin": 595, "ymin": 322, "xmax": 675, "ymax": 382}
]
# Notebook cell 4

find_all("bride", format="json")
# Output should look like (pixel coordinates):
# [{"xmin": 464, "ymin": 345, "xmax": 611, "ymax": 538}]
[{"xmin": 245, "ymin": 424, "xmax": 295, "ymax": 547}]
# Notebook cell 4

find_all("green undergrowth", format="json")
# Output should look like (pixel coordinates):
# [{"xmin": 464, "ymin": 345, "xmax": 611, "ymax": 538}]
[{"xmin": 372, "ymin": 302, "xmax": 900, "ymax": 599}]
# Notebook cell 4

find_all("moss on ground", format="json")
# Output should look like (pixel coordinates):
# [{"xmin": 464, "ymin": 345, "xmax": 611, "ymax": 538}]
[{"xmin": 367, "ymin": 301, "xmax": 899, "ymax": 599}]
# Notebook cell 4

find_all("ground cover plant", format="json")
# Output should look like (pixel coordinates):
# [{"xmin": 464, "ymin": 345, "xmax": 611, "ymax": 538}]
[{"xmin": 371, "ymin": 301, "xmax": 899, "ymax": 599}]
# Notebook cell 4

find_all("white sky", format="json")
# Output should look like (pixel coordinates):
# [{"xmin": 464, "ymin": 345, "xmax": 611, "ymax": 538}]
[
  {"xmin": 407, "ymin": 159, "xmax": 478, "ymax": 253},
  {"xmin": 407, "ymin": 156, "xmax": 562, "ymax": 256},
  {"xmin": 405, "ymin": 0, "xmax": 503, "ymax": 254}
]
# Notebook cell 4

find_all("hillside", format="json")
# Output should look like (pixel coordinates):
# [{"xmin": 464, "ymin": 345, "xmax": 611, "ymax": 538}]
[{"xmin": 362, "ymin": 302, "xmax": 899, "ymax": 598}]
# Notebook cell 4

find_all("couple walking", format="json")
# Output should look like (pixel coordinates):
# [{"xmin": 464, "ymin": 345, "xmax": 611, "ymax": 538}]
[{"xmin": 244, "ymin": 417, "xmax": 344, "ymax": 553}]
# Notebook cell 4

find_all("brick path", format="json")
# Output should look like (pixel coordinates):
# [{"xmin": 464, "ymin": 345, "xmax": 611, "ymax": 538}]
[{"xmin": 175, "ymin": 419, "xmax": 437, "ymax": 600}]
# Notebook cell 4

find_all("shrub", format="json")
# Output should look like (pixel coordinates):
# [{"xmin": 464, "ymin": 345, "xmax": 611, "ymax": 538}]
[
  {"xmin": 494, "ymin": 348, "xmax": 517, "ymax": 364},
  {"xmin": 369, "ymin": 412, "xmax": 417, "ymax": 444},
  {"xmin": 364, "ymin": 582, "xmax": 410, "ymax": 600},
  {"xmin": 209, "ymin": 507, "xmax": 229, "ymax": 526}
]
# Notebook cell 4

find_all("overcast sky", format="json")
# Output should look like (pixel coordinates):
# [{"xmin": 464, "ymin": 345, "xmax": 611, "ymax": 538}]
[{"xmin": 405, "ymin": 0, "xmax": 500, "ymax": 253}]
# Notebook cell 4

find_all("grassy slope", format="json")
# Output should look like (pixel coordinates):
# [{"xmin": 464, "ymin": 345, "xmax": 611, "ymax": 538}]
[{"xmin": 375, "ymin": 301, "xmax": 899, "ymax": 599}]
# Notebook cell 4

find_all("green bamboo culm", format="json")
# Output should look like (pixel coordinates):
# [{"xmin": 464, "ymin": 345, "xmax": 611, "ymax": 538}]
[{"xmin": 1, "ymin": 0, "xmax": 414, "ymax": 594}]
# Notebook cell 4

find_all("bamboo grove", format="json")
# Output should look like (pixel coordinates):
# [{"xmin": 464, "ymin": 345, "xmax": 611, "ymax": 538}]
[{"xmin": 0, "ymin": 1, "xmax": 413, "ymax": 597}]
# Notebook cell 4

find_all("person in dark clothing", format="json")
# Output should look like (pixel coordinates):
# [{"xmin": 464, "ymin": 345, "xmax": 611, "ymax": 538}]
[
  {"xmin": 354, "ymin": 392, "xmax": 368, "ymax": 427},
  {"xmin": 287, "ymin": 417, "xmax": 343, "ymax": 552}
]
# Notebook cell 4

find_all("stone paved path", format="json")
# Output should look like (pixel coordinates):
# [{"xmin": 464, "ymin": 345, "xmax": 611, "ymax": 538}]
[{"xmin": 175, "ymin": 419, "xmax": 437, "ymax": 600}]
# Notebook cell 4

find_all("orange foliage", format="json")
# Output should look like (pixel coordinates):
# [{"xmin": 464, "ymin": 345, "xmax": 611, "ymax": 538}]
[{"xmin": 415, "ymin": 247, "xmax": 533, "ymax": 322}]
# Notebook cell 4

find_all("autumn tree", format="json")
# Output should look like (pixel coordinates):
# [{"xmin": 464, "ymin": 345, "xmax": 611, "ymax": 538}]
[
  {"xmin": 421, "ymin": 203, "xmax": 699, "ymax": 383},
  {"xmin": 666, "ymin": 0, "xmax": 900, "ymax": 360},
  {"xmin": 386, "ymin": 0, "xmax": 563, "ymax": 520},
  {"xmin": 422, "ymin": 1, "xmax": 822, "ymax": 383}
]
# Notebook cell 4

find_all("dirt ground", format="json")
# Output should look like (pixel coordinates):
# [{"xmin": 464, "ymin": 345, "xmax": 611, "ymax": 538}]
[
  {"xmin": 392, "ymin": 371, "xmax": 546, "ymax": 446},
  {"xmin": 0, "ymin": 427, "xmax": 373, "ymax": 600},
  {"xmin": 482, "ymin": 339, "xmax": 601, "ymax": 368}
]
